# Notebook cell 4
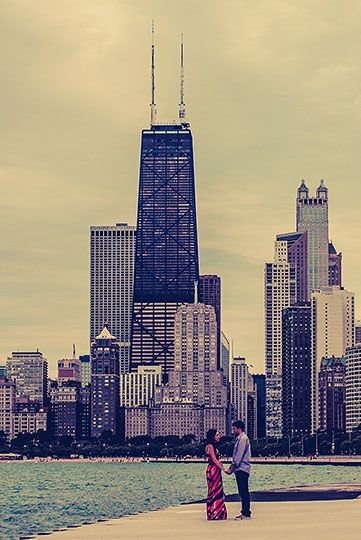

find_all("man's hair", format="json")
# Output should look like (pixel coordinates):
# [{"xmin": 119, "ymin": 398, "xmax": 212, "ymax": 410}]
[{"xmin": 232, "ymin": 420, "xmax": 245, "ymax": 431}]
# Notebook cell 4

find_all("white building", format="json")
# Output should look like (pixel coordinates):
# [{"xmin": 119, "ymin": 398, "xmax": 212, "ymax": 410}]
[
  {"xmin": 345, "ymin": 344, "xmax": 361, "ymax": 432},
  {"xmin": 0, "ymin": 376, "xmax": 15, "ymax": 439},
  {"xmin": 311, "ymin": 286, "xmax": 355, "ymax": 431},
  {"xmin": 231, "ymin": 357, "xmax": 249, "ymax": 427},
  {"xmin": 264, "ymin": 240, "xmax": 296, "ymax": 437},
  {"xmin": 90, "ymin": 223, "xmax": 135, "ymax": 374},
  {"xmin": 120, "ymin": 365, "xmax": 162, "ymax": 407}
]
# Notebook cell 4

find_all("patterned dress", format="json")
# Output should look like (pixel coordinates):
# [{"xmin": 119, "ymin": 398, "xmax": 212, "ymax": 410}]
[{"xmin": 206, "ymin": 447, "xmax": 227, "ymax": 520}]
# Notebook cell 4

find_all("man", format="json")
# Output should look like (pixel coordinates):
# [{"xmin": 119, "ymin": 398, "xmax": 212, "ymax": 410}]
[{"xmin": 226, "ymin": 420, "xmax": 251, "ymax": 520}]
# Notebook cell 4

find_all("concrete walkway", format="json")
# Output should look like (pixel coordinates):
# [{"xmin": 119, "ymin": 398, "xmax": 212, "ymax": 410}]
[{"xmin": 29, "ymin": 498, "xmax": 361, "ymax": 540}]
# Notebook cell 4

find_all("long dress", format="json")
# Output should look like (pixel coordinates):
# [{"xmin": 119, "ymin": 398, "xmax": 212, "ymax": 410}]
[{"xmin": 206, "ymin": 447, "xmax": 227, "ymax": 520}]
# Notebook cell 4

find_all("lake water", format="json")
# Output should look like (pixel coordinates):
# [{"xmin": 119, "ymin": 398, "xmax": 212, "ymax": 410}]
[{"xmin": 1, "ymin": 461, "xmax": 361, "ymax": 540}]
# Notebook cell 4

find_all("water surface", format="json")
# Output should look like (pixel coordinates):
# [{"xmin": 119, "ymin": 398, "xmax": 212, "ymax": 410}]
[{"xmin": 1, "ymin": 461, "xmax": 360, "ymax": 540}]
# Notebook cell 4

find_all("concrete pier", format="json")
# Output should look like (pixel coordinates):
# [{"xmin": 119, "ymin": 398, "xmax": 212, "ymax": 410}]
[{"xmin": 27, "ymin": 488, "xmax": 361, "ymax": 540}]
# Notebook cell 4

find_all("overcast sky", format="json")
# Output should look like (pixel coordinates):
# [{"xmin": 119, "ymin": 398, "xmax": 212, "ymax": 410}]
[{"xmin": 1, "ymin": 1, "xmax": 361, "ymax": 376}]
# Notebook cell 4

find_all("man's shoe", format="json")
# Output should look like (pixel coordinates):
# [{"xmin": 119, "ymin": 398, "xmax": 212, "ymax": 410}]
[
  {"xmin": 234, "ymin": 514, "xmax": 243, "ymax": 520},
  {"xmin": 241, "ymin": 515, "xmax": 251, "ymax": 520}
]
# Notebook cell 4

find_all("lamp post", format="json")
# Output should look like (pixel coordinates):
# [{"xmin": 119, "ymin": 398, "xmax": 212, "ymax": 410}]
[{"xmin": 315, "ymin": 432, "xmax": 319, "ymax": 457}]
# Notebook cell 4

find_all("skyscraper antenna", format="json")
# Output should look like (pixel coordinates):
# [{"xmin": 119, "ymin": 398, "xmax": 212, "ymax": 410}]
[
  {"xmin": 150, "ymin": 20, "xmax": 157, "ymax": 127},
  {"xmin": 179, "ymin": 33, "xmax": 186, "ymax": 122}
]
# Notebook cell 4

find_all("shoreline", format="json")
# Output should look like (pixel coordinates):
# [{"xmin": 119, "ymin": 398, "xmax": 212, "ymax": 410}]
[{"xmin": 1, "ymin": 455, "xmax": 361, "ymax": 465}]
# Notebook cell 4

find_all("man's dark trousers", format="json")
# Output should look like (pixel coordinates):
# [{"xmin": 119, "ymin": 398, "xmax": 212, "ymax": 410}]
[{"xmin": 235, "ymin": 470, "xmax": 251, "ymax": 517}]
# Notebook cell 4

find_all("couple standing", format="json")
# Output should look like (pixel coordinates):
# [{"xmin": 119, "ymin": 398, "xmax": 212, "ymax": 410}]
[{"xmin": 205, "ymin": 420, "xmax": 251, "ymax": 521}]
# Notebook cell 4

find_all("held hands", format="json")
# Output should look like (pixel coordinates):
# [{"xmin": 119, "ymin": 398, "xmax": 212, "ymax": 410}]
[{"xmin": 223, "ymin": 467, "xmax": 232, "ymax": 474}]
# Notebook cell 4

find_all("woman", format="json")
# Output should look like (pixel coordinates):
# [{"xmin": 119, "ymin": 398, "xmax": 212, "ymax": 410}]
[{"xmin": 205, "ymin": 429, "xmax": 227, "ymax": 520}]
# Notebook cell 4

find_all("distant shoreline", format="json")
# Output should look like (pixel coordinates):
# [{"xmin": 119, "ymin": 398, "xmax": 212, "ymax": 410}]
[{"xmin": 1, "ymin": 455, "xmax": 361, "ymax": 465}]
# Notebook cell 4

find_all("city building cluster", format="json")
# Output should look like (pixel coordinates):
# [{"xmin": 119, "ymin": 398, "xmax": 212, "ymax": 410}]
[
  {"xmin": 2, "ymin": 39, "xmax": 361, "ymax": 450},
  {"xmin": 265, "ymin": 180, "xmax": 361, "ymax": 440},
  {"xmin": 0, "ymin": 38, "xmax": 266, "ymax": 445}
]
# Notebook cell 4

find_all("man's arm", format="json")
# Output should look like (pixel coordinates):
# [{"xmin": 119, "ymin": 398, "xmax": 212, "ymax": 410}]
[{"xmin": 226, "ymin": 436, "xmax": 248, "ymax": 474}]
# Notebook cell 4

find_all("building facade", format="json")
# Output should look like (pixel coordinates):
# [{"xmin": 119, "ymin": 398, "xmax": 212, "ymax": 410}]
[
  {"xmin": 6, "ymin": 351, "xmax": 48, "ymax": 406},
  {"xmin": 276, "ymin": 231, "xmax": 308, "ymax": 303},
  {"xmin": 130, "ymin": 124, "xmax": 199, "ymax": 380},
  {"xmin": 311, "ymin": 286, "xmax": 354, "ymax": 431},
  {"xmin": 318, "ymin": 356, "xmax": 346, "ymax": 431},
  {"xmin": 265, "ymin": 240, "xmax": 296, "ymax": 437},
  {"xmin": 80, "ymin": 355, "xmax": 91, "ymax": 387},
  {"xmin": 12, "ymin": 400, "xmax": 47, "ymax": 438},
  {"xmin": 282, "ymin": 303, "xmax": 311, "ymax": 437},
  {"xmin": 296, "ymin": 180, "xmax": 329, "ymax": 297},
  {"xmin": 50, "ymin": 381, "xmax": 83, "ymax": 439},
  {"xmin": 252, "ymin": 374, "xmax": 266, "ymax": 439},
  {"xmin": 90, "ymin": 223, "xmax": 135, "ymax": 374},
  {"xmin": 345, "ymin": 344, "xmax": 361, "ymax": 432},
  {"xmin": 91, "ymin": 327, "xmax": 120, "ymax": 438},
  {"xmin": 221, "ymin": 332, "xmax": 230, "ymax": 388},
  {"xmin": 231, "ymin": 357, "xmax": 249, "ymax": 426},
  {"xmin": 328, "ymin": 242, "xmax": 342, "ymax": 287},
  {"xmin": 0, "ymin": 376, "xmax": 16, "ymax": 439},
  {"xmin": 120, "ymin": 365, "xmax": 162, "ymax": 408},
  {"xmin": 198, "ymin": 275, "xmax": 221, "ymax": 368},
  {"xmin": 247, "ymin": 374, "xmax": 257, "ymax": 440}
]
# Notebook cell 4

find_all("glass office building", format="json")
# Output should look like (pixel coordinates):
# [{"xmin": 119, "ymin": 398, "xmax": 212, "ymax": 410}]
[{"xmin": 131, "ymin": 124, "xmax": 199, "ymax": 380}]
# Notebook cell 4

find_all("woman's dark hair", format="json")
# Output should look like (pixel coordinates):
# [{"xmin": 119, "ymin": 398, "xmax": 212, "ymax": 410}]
[{"xmin": 206, "ymin": 429, "xmax": 218, "ymax": 447}]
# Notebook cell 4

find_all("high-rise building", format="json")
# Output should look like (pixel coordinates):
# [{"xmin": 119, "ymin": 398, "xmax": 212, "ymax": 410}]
[
  {"xmin": 0, "ymin": 376, "xmax": 15, "ymax": 439},
  {"xmin": 91, "ymin": 326, "xmax": 120, "ymax": 438},
  {"xmin": 12, "ymin": 400, "xmax": 47, "ymax": 438},
  {"xmin": 296, "ymin": 180, "xmax": 329, "ymax": 296},
  {"xmin": 0, "ymin": 366, "xmax": 7, "ymax": 377},
  {"xmin": 79, "ymin": 355, "xmax": 91, "ymax": 387},
  {"xmin": 6, "ymin": 351, "xmax": 48, "ymax": 406},
  {"xmin": 282, "ymin": 303, "xmax": 311, "ymax": 437},
  {"xmin": 318, "ymin": 356, "xmax": 346, "ymax": 431},
  {"xmin": 221, "ymin": 332, "xmax": 230, "ymax": 388},
  {"xmin": 252, "ymin": 374, "xmax": 266, "ymax": 439},
  {"xmin": 276, "ymin": 231, "xmax": 308, "ymax": 303},
  {"xmin": 127, "ymin": 303, "xmax": 230, "ymax": 441},
  {"xmin": 247, "ymin": 374, "xmax": 257, "ymax": 440},
  {"xmin": 58, "ymin": 346, "xmax": 82, "ymax": 386},
  {"xmin": 345, "ymin": 344, "xmax": 361, "ymax": 432},
  {"xmin": 198, "ymin": 275, "xmax": 221, "ymax": 368},
  {"xmin": 231, "ymin": 357, "xmax": 249, "ymax": 426},
  {"xmin": 328, "ymin": 242, "xmax": 342, "ymax": 287},
  {"xmin": 90, "ymin": 223, "xmax": 135, "ymax": 374},
  {"xmin": 156, "ymin": 303, "xmax": 227, "ymax": 408},
  {"xmin": 264, "ymin": 240, "xmax": 296, "ymax": 437},
  {"xmin": 354, "ymin": 320, "xmax": 361, "ymax": 345},
  {"xmin": 130, "ymin": 124, "xmax": 199, "ymax": 380},
  {"xmin": 120, "ymin": 365, "xmax": 162, "ymax": 407},
  {"xmin": 311, "ymin": 286, "xmax": 354, "ymax": 431},
  {"xmin": 50, "ymin": 381, "xmax": 82, "ymax": 439}
]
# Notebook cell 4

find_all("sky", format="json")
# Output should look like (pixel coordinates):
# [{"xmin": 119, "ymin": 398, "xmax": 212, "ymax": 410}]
[{"xmin": 2, "ymin": 0, "xmax": 361, "ymax": 377}]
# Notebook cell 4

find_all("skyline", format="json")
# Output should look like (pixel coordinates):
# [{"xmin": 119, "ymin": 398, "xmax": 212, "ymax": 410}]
[{"xmin": 2, "ymin": 1, "xmax": 361, "ymax": 377}]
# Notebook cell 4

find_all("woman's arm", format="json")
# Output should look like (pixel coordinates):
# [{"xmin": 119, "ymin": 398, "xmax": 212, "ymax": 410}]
[{"xmin": 206, "ymin": 444, "xmax": 225, "ymax": 471}]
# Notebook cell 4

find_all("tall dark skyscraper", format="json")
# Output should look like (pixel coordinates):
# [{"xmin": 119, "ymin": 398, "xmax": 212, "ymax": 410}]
[
  {"xmin": 130, "ymin": 31, "xmax": 199, "ymax": 380},
  {"xmin": 328, "ymin": 242, "xmax": 342, "ymax": 286},
  {"xmin": 91, "ymin": 327, "xmax": 120, "ymax": 437},
  {"xmin": 282, "ymin": 303, "xmax": 311, "ymax": 437},
  {"xmin": 130, "ymin": 124, "xmax": 199, "ymax": 380}
]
